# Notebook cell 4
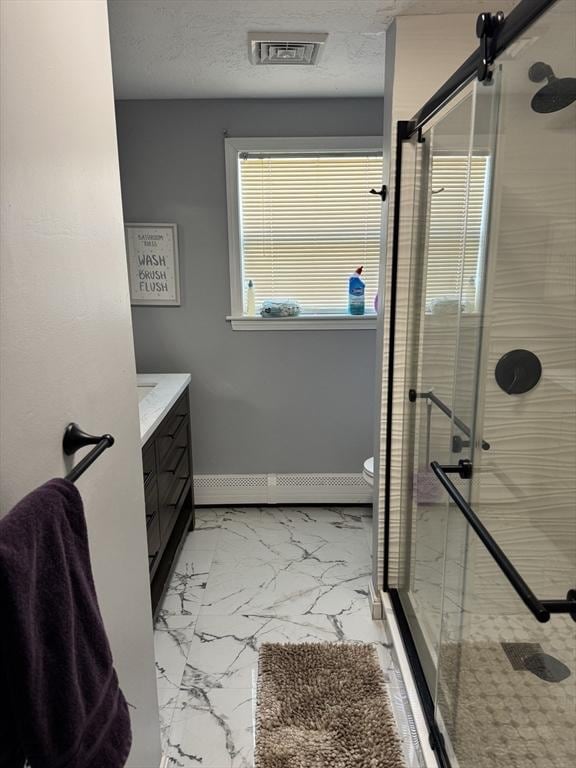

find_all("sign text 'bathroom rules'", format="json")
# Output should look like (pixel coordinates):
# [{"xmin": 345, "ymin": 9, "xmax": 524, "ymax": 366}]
[{"xmin": 125, "ymin": 223, "xmax": 181, "ymax": 306}]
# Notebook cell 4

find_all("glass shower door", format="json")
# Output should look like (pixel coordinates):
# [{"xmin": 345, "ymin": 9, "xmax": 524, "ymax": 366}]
[
  {"xmin": 428, "ymin": 82, "xmax": 504, "ymax": 752},
  {"xmin": 397, "ymin": 79, "xmax": 493, "ymax": 700},
  {"xmin": 434, "ymin": 3, "xmax": 576, "ymax": 766},
  {"xmin": 397, "ymin": 3, "xmax": 576, "ymax": 765}
]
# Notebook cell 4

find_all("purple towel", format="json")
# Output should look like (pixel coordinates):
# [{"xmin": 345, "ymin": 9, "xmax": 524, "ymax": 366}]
[{"xmin": 0, "ymin": 479, "xmax": 132, "ymax": 768}]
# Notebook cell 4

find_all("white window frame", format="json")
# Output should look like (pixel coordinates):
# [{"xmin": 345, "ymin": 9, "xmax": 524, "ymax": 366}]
[
  {"xmin": 224, "ymin": 136, "xmax": 382, "ymax": 331},
  {"xmin": 423, "ymin": 150, "xmax": 491, "ymax": 316}
]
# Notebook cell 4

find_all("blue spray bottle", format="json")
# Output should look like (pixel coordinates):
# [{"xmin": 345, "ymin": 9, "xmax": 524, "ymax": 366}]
[{"xmin": 348, "ymin": 266, "xmax": 365, "ymax": 315}]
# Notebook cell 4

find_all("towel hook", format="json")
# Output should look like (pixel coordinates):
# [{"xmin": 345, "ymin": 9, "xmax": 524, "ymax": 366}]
[{"xmin": 63, "ymin": 423, "xmax": 114, "ymax": 483}]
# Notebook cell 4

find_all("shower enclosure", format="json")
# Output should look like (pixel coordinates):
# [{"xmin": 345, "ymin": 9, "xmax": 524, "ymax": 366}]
[{"xmin": 384, "ymin": 1, "xmax": 576, "ymax": 766}]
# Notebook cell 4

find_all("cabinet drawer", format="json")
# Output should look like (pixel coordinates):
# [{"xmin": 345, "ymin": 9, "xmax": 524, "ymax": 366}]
[
  {"xmin": 163, "ymin": 438, "xmax": 188, "ymax": 475},
  {"xmin": 156, "ymin": 413, "xmax": 189, "ymax": 465},
  {"xmin": 157, "ymin": 414, "xmax": 188, "ymax": 470},
  {"xmin": 159, "ymin": 447, "xmax": 190, "ymax": 507},
  {"xmin": 159, "ymin": 392, "xmax": 189, "ymax": 437},
  {"xmin": 142, "ymin": 440, "xmax": 156, "ymax": 487},
  {"xmin": 159, "ymin": 478, "xmax": 189, "ymax": 541},
  {"xmin": 147, "ymin": 511, "xmax": 161, "ymax": 561},
  {"xmin": 145, "ymin": 477, "xmax": 159, "ymax": 520}
]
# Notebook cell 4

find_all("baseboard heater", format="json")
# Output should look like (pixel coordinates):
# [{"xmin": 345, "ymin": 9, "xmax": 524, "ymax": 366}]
[{"xmin": 193, "ymin": 473, "xmax": 372, "ymax": 505}]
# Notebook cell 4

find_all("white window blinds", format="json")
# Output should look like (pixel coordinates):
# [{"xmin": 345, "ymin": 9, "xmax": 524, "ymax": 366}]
[
  {"xmin": 426, "ymin": 155, "xmax": 489, "ymax": 310},
  {"xmin": 238, "ymin": 153, "xmax": 383, "ymax": 314}
]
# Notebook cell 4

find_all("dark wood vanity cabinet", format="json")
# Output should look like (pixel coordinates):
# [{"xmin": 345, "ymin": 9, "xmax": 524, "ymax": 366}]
[{"xmin": 142, "ymin": 388, "xmax": 195, "ymax": 616}]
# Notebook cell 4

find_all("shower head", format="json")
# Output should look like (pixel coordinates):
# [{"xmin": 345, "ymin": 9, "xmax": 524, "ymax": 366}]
[{"xmin": 528, "ymin": 61, "xmax": 576, "ymax": 113}]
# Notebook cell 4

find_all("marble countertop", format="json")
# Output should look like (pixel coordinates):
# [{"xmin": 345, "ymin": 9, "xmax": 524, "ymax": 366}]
[{"xmin": 137, "ymin": 373, "xmax": 191, "ymax": 446}]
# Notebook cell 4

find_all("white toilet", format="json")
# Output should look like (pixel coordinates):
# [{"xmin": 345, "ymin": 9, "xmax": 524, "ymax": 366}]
[{"xmin": 362, "ymin": 456, "xmax": 374, "ymax": 486}]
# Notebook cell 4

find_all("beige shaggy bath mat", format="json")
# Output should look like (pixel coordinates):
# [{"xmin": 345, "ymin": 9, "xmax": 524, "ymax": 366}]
[{"xmin": 255, "ymin": 642, "xmax": 405, "ymax": 768}]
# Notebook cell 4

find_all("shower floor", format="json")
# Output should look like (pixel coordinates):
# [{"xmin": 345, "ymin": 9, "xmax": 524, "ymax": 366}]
[
  {"xmin": 438, "ymin": 614, "xmax": 575, "ymax": 768},
  {"xmin": 405, "ymin": 503, "xmax": 576, "ymax": 767}
]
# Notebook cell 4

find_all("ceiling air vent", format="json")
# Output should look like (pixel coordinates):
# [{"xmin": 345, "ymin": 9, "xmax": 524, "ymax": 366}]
[{"xmin": 248, "ymin": 32, "xmax": 328, "ymax": 66}]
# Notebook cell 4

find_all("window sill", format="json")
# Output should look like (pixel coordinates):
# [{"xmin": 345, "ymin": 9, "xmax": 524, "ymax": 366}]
[{"xmin": 227, "ymin": 314, "xmax": 378, "ymax": 331}]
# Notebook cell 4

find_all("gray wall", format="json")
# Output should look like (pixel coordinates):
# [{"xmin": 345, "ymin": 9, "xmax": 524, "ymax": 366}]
[{"xmin": 115, "ymin": 98, "xmax": 382, "ymax": 474}]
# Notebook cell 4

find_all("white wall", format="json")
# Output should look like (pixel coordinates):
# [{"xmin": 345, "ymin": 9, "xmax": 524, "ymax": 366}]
[{"xmin": 0, "ymin": 2, "xmax": 161, "ymax": 766}]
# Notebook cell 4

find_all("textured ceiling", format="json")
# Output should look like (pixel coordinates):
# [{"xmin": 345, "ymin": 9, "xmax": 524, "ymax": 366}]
[{"xmin": 108, "ymin": 0, "xmax": 518, "ymax": 99}]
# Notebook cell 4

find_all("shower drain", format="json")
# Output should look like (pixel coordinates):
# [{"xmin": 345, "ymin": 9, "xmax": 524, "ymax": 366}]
[
  {"xmin": 501, "ymin": 641, "xmax": 541, "ymax": 669},
  {"xmin": 501, "ymin": 642, "xmax": 571, "ymax": 683}
]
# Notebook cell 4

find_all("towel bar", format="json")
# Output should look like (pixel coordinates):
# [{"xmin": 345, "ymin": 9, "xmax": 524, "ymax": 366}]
[{"xmin": 63, "ymin": 423, "xmax": 114, "ymax": 483}]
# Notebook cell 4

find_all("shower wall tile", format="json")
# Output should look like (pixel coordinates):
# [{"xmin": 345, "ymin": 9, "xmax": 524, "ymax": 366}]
[
  {"xmin": 375, "ymin": 11, "xmax": 575, "ymax": 602},
  {"xmin": 466, "ymin": 18, "xmax": 576, "ymax": 615}
]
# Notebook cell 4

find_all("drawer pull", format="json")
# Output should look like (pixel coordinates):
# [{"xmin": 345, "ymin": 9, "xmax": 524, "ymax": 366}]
[
  {"xmin": 166, "ymin": 447, "xmax": 186, "ymax": 474},
  {"xmin": 167, "ymin": 415, "xmax": 186, "ymax": 438},
  {"xmin": 167, "ymin": 478, "xmax": 188, "ymax": 507}
]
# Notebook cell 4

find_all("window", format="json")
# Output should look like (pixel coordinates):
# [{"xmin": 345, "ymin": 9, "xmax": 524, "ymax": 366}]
[
  {"xmin": 425, "ymin": 154, "xmax": 490, "ymax": 311},
  {"xmin": 225, "ymin": 137, "xmax": 383, "ymax": 329}
]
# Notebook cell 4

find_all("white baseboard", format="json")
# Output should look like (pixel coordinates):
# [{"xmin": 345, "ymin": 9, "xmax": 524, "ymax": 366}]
[{"xmin": 194, "ymin": 473, "xmax": 372, "ymax": 506}]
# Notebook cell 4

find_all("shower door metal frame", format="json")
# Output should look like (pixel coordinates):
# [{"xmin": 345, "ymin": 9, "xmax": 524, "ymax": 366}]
[
  {"xmin": 381, "ymin": 1, "xmax": 565, "ymax": 766},
  {"xmin": 409, "ymin": 0, "xmax": 559, "ymax": 135}
]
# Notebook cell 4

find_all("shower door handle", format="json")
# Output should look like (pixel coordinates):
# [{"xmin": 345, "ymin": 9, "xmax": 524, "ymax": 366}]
[
  {"xmin": 435, "ymin": 459, "xmax": 473, "ymax": 479},
  {"xmin": 430, "ymin": 461, "xmax": 576, "ymax": 624}
]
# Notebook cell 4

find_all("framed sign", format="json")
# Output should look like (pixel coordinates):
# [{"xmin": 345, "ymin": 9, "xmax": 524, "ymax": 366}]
[{"xmin": 125, "ymin": 223, "xmax": 181, "ymax": 306}]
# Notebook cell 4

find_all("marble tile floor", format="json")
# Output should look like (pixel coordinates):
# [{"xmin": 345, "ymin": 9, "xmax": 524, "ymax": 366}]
[
  {"xmin": 408, "ymin": 503, "xmax": 468, "ymax": 659},
  {"xmin": 153, "ymin": 505, "xmax": 408, "ymax": 768}
]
